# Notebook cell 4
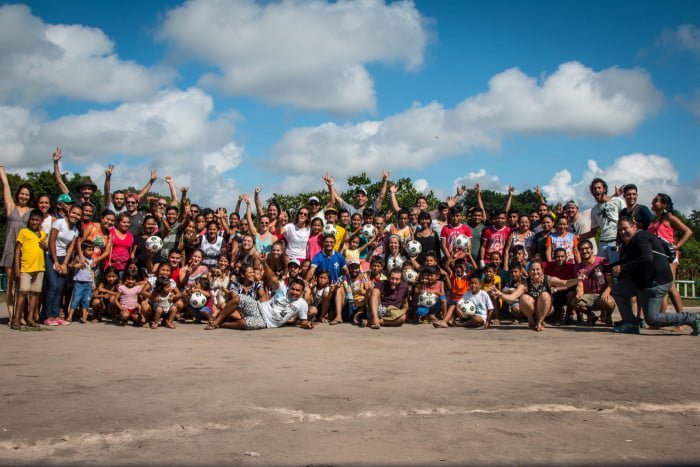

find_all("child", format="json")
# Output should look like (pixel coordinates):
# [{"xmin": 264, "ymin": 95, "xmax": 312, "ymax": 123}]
[
  {"xmin": 266, "ymin": 240, "xmax": 288, "ymax": 278},
  {"xmin": 117, "ymin": 272, "xmax": 144, "ymax": 326},
  {"xmin": 191, "ymin": 276, "xmax": 217, "ymax": 324},
  {"xmin": 309, "ymin": 270, "xmax": 332, "ymax": 322},
  {"xmin": 412, "ymin": 266, "xmax": 446, "ymax": 322},
  {"xmin": 91, "ymin": 266, "xmax": 120, "ymax": 321},
  {"xmin": 149, "ymin": 276, "xmax": 181, "ymax": 329},
  {"xmin": 12, "ymin": 209, "xmax": 47, "ymax": 329},
  {"xmin": 502, "ymin": 263, "xmax": 526, "ymax": 324},
  {"xmin": 546, "ymin": 217, "xmax": 579, "ymax": 264},
  {"xmin": 66, "ymin": 241, "xmax": 95, "ymax": 323},
  {"xmin": 445, "ymin": 258, "xmax": 470, "ymax": 303},
  {"xmin": 342, "ymin": 234, "xmax": 372, "ymax": 271},
  {"xmin": 368, "ymin": 257, "xmax": 387, "ymax": 285},
  {"xmin": 434, "ymin": 276, "xmax": 495, "ymax": 328},
  {"xmin": 481, "ymin": 264, "xmax": 502, "ymax": 323}
]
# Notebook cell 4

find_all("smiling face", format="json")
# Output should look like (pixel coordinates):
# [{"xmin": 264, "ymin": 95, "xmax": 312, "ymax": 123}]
[
  {"xmin": 590, "ymin": 181, "xmax": 607, "ymax": 202},
  {"xmin": 618, "ymin": 218, "xmax": 638, "ymax": 244},
  {"xmin": 144, "ymin": 217, "xmax": 158, "ymax": 235},
  {"xmin": 112, "ymin": 192, "xmax": 126, "ymax": 209},
  {"xmin": 37, "ymin": 195, "xmax": 51, "ymax": 214},
  {"xmin": 67, "ymin": 206, "xmax": 83, "ymax": 225},
  {"xmin": 623, "ymin": 188, "xmax": 638, "ymax": 208}
]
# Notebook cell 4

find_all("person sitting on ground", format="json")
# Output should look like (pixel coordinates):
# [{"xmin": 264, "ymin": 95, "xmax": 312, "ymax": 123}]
[
  {"xmin": 365, "ymin": 268, "xmax": 410, "ymax": 329},
  {"xmin": 434, "ymin": 276, "xmax": 495, "ymax": 329},
  {"xmin": 544, "ymin": 247, "xmax": 577, "ymax": 324},
  {"xmin": 573, "ymin": 239, "xmax": 615, "ymax": 326}
]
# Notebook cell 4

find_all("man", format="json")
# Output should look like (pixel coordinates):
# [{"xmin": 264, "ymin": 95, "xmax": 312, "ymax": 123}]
[
  {"xmin": 573, "ymin": 239, "xmax": 615, "ymax": 325},
  {"xmin": 52, "ymin": 148, "xmax": 99, "ymax": 212},
  {"xmin": 466, "ymin": 207, "xmax": 485, "ymax": 262},
  {"xmin": 308, "ymin": 196, "xmax": 325, "ymax": 223},
  {"xmin": 160, "ymin": 206, "xmax": 188, "ymax": 263},
  {"xmin": 543, "ymin": 248, "xmax": 576, "ymax": 324},
  {"xmin": 103, "ymin": 165, "xmax": 159, "ymax": 214},
  {"xmin": 125, "ymin": 193, "xmax": 146, "ymax": 236},
  {"xmin": 612, "ymin": 217, "xmax": 699, "ymax": 335},
  {"xmin": 580, "ymin": 178, "xmax": 624, "ymax": 263},
  {"xmin": 564, "ymin": 200, "xmax": 597, "ymax": 254},
  {"xmin": 338, "ymin": 208, "xmax": 351, "ymax": 230},
  {"xmin": 324, "ymin": 171, "xmax": 389, "ymax": 216},
  {"xmin": 619, "ymin": 184, "xmax": 653, "ymax": 230},
  {"xmin": 207, "ymin": 256, "xmax": 313, "ymax": 330},
  {"xmin": 306, "ymin": 235, "xmax": 348, "ymax": 283},
  {"xmin": 366, "ymin": 268, "xmax": 410, "ymax": 329}
]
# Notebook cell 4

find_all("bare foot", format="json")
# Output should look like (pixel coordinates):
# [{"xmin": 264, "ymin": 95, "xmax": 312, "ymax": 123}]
[
  {"xmin": 165, "ymin": 322, "xmax": 176, "ymax": 329},
  {"xmin": 204, "ymin": 323, "xmax": 219, "ymax": 330},
  {"xmin": 150, "ymin": 322, "xmax": 159, "ymax": 329},
  {"xmin": 432, "ymin": 321, "xmax": 448, "ymax": 328}
]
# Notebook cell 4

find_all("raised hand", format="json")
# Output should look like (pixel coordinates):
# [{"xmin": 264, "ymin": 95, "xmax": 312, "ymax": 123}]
[
  {"xmin": 150, "ymin": 170, "xmax": 158, "ymax": 182},
  {"xmin": 255, "ymin": 186, "xmax": 263, "ymax": 194},
  {"xmin": 242, "ymin": 193, "xmax": 251, "ymax": 203},
  {"xmin": 389, "ymin": 184, "xmax": 398, "ymax": 194},
  {"xmin": 508, "ymin": 184, "xmax": 514, "ymax": 194},
  {"xmin": 456, "ymin": 185, "xmax": 466, "ymax": 197},
  {"xmin": 105, "ymin": 164, "xmax": 114, "ymax": 177},
  {"xmin": 181, "ymin": 186, "xmax": 189, "ymax": 193},
  {"xmin": 164, "ymin": 176, "xmax": 174, "ymax": 184},
  {"xmin": 474, "ymin": 183, "xmax": 481, "ymax": 192},
  {"xmin": 381, "ymin": 170, "xmax": 390, "ymax": 181},
  {"xmin": 52, "ymin": 147, "xmax": 63, "ymax": 162}
]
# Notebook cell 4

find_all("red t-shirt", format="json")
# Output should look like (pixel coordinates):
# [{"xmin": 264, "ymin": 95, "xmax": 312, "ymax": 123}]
[
  {"xmin": 440, "ymin": 223, "xmax": 472, "ymax": 252},
  {"xmin": 544, "ymin": 261, "xmax": 576, "ymax": 280},
  {"xmin": 481, "ymin": 225, "xmax": 511, "ymax": 257},
  {"xmin": 574, "ymin": 256, "xmax": 609, "ymax": 294}
]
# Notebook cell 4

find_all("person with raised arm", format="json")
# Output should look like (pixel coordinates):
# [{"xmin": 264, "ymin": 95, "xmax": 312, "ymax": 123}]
[{"xmin": 104, "ymin": 165, "xmax": 159, "ymax": 214}]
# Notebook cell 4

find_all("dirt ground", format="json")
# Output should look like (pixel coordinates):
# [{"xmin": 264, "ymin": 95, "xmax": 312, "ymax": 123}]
[{"xmin": 0, "ymin": 302, "xmax": 699, "ymax": 465}]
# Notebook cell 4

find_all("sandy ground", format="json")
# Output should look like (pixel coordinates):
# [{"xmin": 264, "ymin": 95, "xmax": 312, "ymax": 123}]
[{"xmin": 0, "ymin": 302, "xmax": 699, "ymax": 465}]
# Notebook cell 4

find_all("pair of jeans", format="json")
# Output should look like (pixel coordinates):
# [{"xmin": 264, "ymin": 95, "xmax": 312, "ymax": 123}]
[
  {"xmin": 44, "ymin": 254, "xmax": 66, "ymax": 318},
  {"xmin": 613, "ymin": 278, "xmax": 696, "ymax": 326}
]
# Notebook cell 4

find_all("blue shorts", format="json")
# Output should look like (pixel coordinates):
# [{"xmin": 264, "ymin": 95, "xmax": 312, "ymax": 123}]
[
  {"xmin": 417, "ymin": 302, "xmax": 441, "ymax": 318},
  {"xmin": 190, "ymin": 305, "xmax": 213, "ymax": 321},
  {"xmin": 70, "ymin": 281, "xmax": 93, "ymax": 310}
]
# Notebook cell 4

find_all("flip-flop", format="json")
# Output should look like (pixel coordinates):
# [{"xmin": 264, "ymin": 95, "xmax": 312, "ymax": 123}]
[
  {"xmin": 329, "ymin": 320, "xmax": 342, "ymax": 325},
  {"xmin": 204, "ymin": 324, "xmax": 219, "ymax": 330},
  {"xmin": 369, "ymin": 324, "xmax": 380, "ymax": 330}
]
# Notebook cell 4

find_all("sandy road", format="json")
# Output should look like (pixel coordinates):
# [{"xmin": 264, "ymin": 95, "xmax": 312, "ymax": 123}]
[{"xmin": 1, "ymin": 304, "xmax": 699, "ymax": 465}]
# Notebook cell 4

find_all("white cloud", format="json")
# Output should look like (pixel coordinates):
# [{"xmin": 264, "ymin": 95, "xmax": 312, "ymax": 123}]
[
  {"xmin": 0, "ymin": 88, "xmax": 244, "ymax": 209},
  {"xmin": 158, "ymin": 0, "xmax": 429, "ymax": 115},
  {"xmin": 656, "ymin": 24, "xmax": 700, "ymax": 56},
  {"xmin": 541, "ymin": 153, "xmax": 700, "ymax": 214},
  {"xmin": 413, "ymin": 178, "xmax": 429, "ymax": 193},
  {"xmin": 0, "ymin": 4, "xmax": 173, "ymax": 105},
  {"xmin": 453, "ymin": 169, "xmax": 505, "ymax": 193},
  {"xmin": 270, "ymin": 61, "xmax": 662, "ymax": 183}
]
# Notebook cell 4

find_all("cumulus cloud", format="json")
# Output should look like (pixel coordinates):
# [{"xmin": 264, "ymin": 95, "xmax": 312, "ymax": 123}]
[
  {"xmin": 270, "ymin": 61, "xmax": 662, "ymax": 183},
  {"xmin": 0, "ymin": 4, "xmax": 173, "ymax": 105},
  {"xmin": 0, "ymin": 88, "xmax": 244, "ymax": 209},
  {"xmin": 656, "ymin": 24, "xmax": 700, "ymax": 56},
  {"xmin": 158, "ymin": 0, "xmax": 429, "ymax": 115},
  {"xmin": 541, "ymin": 153, "xmax": 700, "ymax": 214},
  {"xmin": 453, "ymin": 169, "xmax": 506, "ymax": 193}
]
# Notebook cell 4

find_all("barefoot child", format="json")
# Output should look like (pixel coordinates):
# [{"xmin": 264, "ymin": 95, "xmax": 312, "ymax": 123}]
[
  {"xmin": 434, "ymin": 276, "xmax": 494, "ymax": 329},
  {"xmin": 412, "ymin": 266, "xmax": 446, "ymax": 322},
  {"xmin": 149, "ymin": 276, "xmax": 180, "ymax": 329},
  {"xmin": 66, "ymin": 241, "xmax": 95, "ymax": 323},
  {"xmin": 309, "ymin": 270, "xmax": 332, "ymax": 322},
  {"xmin": 116, "ymin": 272, "xmax": 144, "ymax": 325},
  {"xmin": 12, "ymin": 209, "xmax": 47, "ymax": 330}
]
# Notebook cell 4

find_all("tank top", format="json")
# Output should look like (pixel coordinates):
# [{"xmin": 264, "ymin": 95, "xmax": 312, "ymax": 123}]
[
  {"xmin": 255, "ymin": 233, "xmax": 273, "ymax": 254},
  {"xmin": 526, "ymin": 275, "xmax": 552, "ymax": 299},
  {"xmin": 648, "ymin": 219, "xmax": 675, "ymax": 246},
  {"xmin": 199, "ymin": 234, "xmax": 224, "ymax": 268}
]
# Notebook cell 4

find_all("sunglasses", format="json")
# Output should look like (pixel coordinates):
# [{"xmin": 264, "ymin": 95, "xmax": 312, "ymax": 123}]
[
  {"xmin": 158, "ymin": 203, "xmax": 168, "ymax": 207},
  {"xmin": 299, "ymin": 212, "xmax": 309, "ymax": 216},
  {"xmin": 126, "ymin": 200, "xmax": 138, "ymax": 205}
]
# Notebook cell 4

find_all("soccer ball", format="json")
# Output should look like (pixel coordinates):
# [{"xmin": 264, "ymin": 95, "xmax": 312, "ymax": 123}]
[
  {"xmin": 405, "ymin": 240, "xmax": 422, "ymax": 257},
  {"xmin": 146, "ymin": 235, "xmax": 163, "ymax": 252},
  {"xmin": 387, "ymin": 255, "xmax": 405, "ymax": 271},
  {"xmin": 402, "ymin": 268, "xmax": 418, "ymax": 284},
  {"xmin": 457, "ymin": 298, "xmax": 477, "ymax": 316},
  {"xmin": 453, "ymin": 234, "xmax": 471, "ymax": 251},
  {"xmin": 362, "ymin": 224, "xmax": 377, "ymax": 238},
  {"xmin": 323, "ymin": 224, "xmax": 337, "ymax": 237},
  {"xmin": 418, "ymin": 291, "xmax": 438, "ymax": 308},
  {"xmin": 189, "ymin": 291, "xmax": 207, "ymax": 309}
]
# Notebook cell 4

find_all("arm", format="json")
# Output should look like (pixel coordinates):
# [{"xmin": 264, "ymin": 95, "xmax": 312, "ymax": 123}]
[
  {"xmin": 52, "ymin": 148, "xmax": 70, "ymax": 194},
  {"xmin": 323, "ymin": 173, "xmax": 343, "ymax": 206},
  {"xmin": 63, "ymin": 237, "xmax": 77, "ymax": 271},
  {"xmin": 136, "ymin": 170, "xmax": 158, "ymax": 199},
  {"xmin": 504, "ymin": 185, "xmax": 514, "ymax": 214},
  {"xmin": 164, "ymin": 176, "xmax": 178, "ymax": 206},
  {"xmin": 668, "ymin": 213, "xmax": 693, "ymax": 248},
  {"xmin": 494, "ymin": 283, "xmax": 526, "ymax": 302},
  {"xmin": 388, "ymin": 184, "xmax": 402, "ymax": 212},
  {"xmin": 503, "ymin": 234, "xmax": 514, "ymax": 270},
  {"xmin": 217, "ymin": 208, "xmax": 230, "ymax": 236},
  {"xmin": 259, "ymin": 252, "xmax": 281, "ymax": 292},
  {"xmin": 14, "ymin": 242, "xmax": 22, "ymax": 279},
  {"xmin": 0, "ymin": 165, "xmax": 16, "ymax": 213},
  {"xmin": 578, "ymin": 226, "xmax": 599, "ymax": 240},
  {"xmin": 104, "ymin": 164, "xmax": 113, "ymax": 208},
  {"xmin": 373, "ymin": 171, "xmax": 390, "ymax": 211},
  {"xmin": 234, "ymin": 195, "xmax": 243, "ymax": 217},
  {"xmin": 545, "ymin": 238, "xmax": 553, "ymax": 262},
  {"xmin": 534, "ymin": 185, "xmax": 546, "ymax": 205},
  {"xmin": 304, "ymin": 264, "xmax": 318, "ymax": 282},
  {"xmin": 254, "ymin": 187, "xmax": 265, "ymax": 218},
  {"xmin": 243, "ymin": 195, "xmax": 258, "ymax": 236},
  {"xmin": 178, "ymin": 187, "xmax": 188, "ymax": 222},
  {"xmin": 474, "ymin": 184, "xmax": 485, "ymax": 214},
  {"xmin": 95, "ymin": 237, "xmax": 112, "ymax": 265},
  {"xmin": 547, "ymin": 275, "xmax": 579, "ymax": 290}
]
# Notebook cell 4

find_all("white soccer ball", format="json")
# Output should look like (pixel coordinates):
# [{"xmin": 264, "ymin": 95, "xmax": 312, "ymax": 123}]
[
  {"xmin": 146, "ymin": 235, "xmax": 163, "ymax": 252},
  {"xmin": 361, "ymin": 224, "xmax": 377, "ymax": 238},
  {"xmin": 453, "ymin": 234, "xmax": 471, "ymax": 251},
  {"xmin": 418, "ymin": 291, "xmax": 438, "ymax": 308},
  {"xmin": 402, "ymin": 268, "xmax": 418, "ymax": 284},
  {"xmin": 405, "ymin": 240, "xmax": 422, "ymax": 257},
  {"xmin": 457, "ymin": 298, "xmax": 477, "ymax": 316},
  {"xmin": 189, "ymin": 291, "xmax": 207, "ymax": 309},
  {"xmin": 323, "ymin": 224, "xmax": 337, "ymax": 237},
  {"xmin": 387, "ymin": 255, "xmax": 405, "ymax": 271}
]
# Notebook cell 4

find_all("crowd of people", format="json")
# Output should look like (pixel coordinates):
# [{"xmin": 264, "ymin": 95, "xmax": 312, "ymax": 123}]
[{"xmin": 1, "ymin": 148, "xmax": 698, "ymax": 336}]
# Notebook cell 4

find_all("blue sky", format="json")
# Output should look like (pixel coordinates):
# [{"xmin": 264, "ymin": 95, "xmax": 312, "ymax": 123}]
[{"xmin": 2, "ymin": 0, "xmax": 699, "ymax": 211}]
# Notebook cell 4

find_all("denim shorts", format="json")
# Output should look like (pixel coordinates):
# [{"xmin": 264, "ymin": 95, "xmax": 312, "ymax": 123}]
[{"xmin": 70, "ymin": 281, "xmax": 93, "ymax": 309}]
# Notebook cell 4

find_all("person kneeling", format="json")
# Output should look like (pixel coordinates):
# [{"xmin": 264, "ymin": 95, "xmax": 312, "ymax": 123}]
[{"xmin": 434, "ymin": 276, "xmax": 494, "ymax": 329}]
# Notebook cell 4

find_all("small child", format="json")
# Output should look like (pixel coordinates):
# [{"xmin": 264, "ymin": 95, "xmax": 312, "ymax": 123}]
[
  {"xmin": 434, "ymin": 276, "xmax": 495, "ymax": 328},
  {"xmin": 150, "ymin": 277, "xmax": 180, "ymax": 329},
  {"xmin": 309, "ymin": 270, "xmax": 332, "ymax": 322},
  {"xmin": 446, "ymin": 258, "xmax": 470, "ymax": 303},
  {"xmin": 66, "ymin": 241, "xmax": 95, "ymax": 323},
  {"xmin": 117, "ymin": 272, "xmax": 144, "ymax": 326},
  {"xmin": 481, "ymin": 264, "xmax": 502, "ymax": 322},
  {"xmin": 502, "ymin": 263, "xmax": 526, "ymax": 324},
  {"xmin": 191, "ymin": 276, "xmax": 217, "ymax": 324},
  {"xmin": 342, "ymin": 234, "xmax": 372, "ymax": 270},
  {"xmin": 12, "ymin": 209, "xmax": 47, "ymax": 329},
  {"xmin": 412, "ymin": 266, "xmax": 447, "ymax": 322},
  {"xmin": 368, "ymin": 257, "xmax": 387, "ymax": 285},
  {"xmin": 91, "ymin": 266, "xmax": 120, "ymax": 321}
]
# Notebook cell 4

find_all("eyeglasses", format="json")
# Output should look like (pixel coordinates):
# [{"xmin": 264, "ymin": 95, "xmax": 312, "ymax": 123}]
[
  {"xmin": 260, "ymin": 222, "xmax": 269, "ymax": 225},
  {"xmin": 299, "ymin": 212, "xmax": 309, "ymax": 216},
  {"xmin": 158, "ymin": 203, "xmax": 168, "ymax": 207},
  {"xmin": 126, "ymin": 200, "xmax": 137, "ymax": 205}
]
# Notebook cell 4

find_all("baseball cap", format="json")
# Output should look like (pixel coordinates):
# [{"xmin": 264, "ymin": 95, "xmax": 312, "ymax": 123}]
[
  {"xmin": 356, "ymin": 188, "xmax": 368, "ymax": 196},
  {"xmin": 56, "ymin": 193, "xmax": 74, "ymax": 204},
  {"xmin": 308, "ymin": 196, "xmax": 320, "ymax": 204},
  {"xmin": 565, "ymin": 200, "xmax": 579, "ymax": 208},
  {"xmin": 347, "ymin": 259, "xmax": 361, "ymax": 268},
  {"xmin": 288, "ymin": 258, "xmax": 301, "ymax": 267}
]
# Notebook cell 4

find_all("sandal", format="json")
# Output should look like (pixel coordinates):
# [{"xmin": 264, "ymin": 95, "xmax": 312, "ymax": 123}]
[
  {"xmin": 10, "ymin": 323, "xmax": 21, "ymax": 331},
  {"xmin": 204, "ymin": 323, "xmax": 219, "ymax": 330},
  {"xmin": 329, "ymin": 320, "xmax": 342, "ymax": 325},
  {"xmin": 369, "ymin": 324, "xmax": 380, "ymax": 330}
]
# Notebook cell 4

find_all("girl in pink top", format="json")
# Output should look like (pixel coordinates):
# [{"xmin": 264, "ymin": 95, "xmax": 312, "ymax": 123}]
[
  {"xmin": 117, "ymin": 273, "xmax": 143, "ymax": 325},
  {"xmin": 648, "ymin": 193, "xmax": 693, "ymax": 313},
  {"xmin": 108, "ymin": 213, "xmax": 135, "ymax": 276}
]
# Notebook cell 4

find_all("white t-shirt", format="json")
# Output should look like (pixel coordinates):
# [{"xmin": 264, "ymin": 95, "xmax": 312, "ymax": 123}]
[
  {"xmin": 460, "ymin": 290, "xmax": 494, "ymax": 319},
  {"xmin": 570, "ymin": 209, "xmax": 597, "ymax": 254},
  {"xmin": 51, "ymin": 218, "xmax": 79, "ymax": 257},
  {"xmin": 259, "ymin": 284, "xmax": 309, "ymax": 328},
  {"xmin": 591, "ymin": 197, "xmax": 625, "ymax": 242},
  {"xmin": 283, "ymin": 223, "xmax": 310, "ymax": 260}
]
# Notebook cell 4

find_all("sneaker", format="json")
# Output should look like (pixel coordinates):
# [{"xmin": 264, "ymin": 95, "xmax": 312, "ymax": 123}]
[
  {"xmin": 613, "ymin": 322, "xmax": 640, "ymax": 334},
  {"xmin": 690, "ymin": 316, "xmax": 700, "ymax": 336},
  {"xmin": 44, "ymin": 318, "xmax": 59, "ymax": 326},
  {"xmin": 54, "ymin": 318, "xmax": 71, "ymax": 325}
]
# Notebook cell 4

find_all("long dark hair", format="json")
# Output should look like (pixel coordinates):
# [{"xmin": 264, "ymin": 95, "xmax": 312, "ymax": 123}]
[
  {"xmin": 15, "ymin": 183, "xmax": 34, "ymax": 207},
  {"xmin": 655, "ymin": 193, "xmax": 675, "ymax": 216}
]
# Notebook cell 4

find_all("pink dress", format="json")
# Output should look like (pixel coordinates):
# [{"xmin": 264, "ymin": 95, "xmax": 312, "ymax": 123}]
[{"xmin": 109, "ymin": 228, "xmax": 134, "ymax": 271}]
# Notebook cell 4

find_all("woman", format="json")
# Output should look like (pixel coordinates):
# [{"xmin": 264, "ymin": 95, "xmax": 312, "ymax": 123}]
[
  {"xmin": 648, "ymin": 193, "xmax": 693, "ymax": 313},
  {"xmin": 80, "ymin": 209, "xmax": 115, "ymax": 271},
  {"xmin": 227, "ymin": 264, "xmax": 267, "ymax": 301},
  {"xmin": 504, "ymin": 215, "xmax": 535, "ymax": 269},
  {"xmin": 199, "ymin": 221, "xmax": 225, "ymax": 269},
  {"xmin": 178, "ymin": 249, "xmax": 209, "ymax": 290},
  {"xmin": 531, "ymin": 214, "xmax": 554, "ymax": 261},
  {"xmin": 233, "ymin": 234, "xmax": 260, "ymax": 273},
  {"xmin": 243, "ymin": 195, "xmax": 274, "ymax": 255},
  {"xmin": 283, "ymin": 208, "xmax": 310, "ymax": 262},
  {"xmin": 108, "ymin": 213, "xmax": 135, "ymax": 277},
  {"xmin": 414, "ymin": 212, "xmax": 441, "ymax": 266},
  {"xmin": 0, "ymin": 165, "xmax": 33, "ymax": 315},
  {"xmin": 385, "ymin": 235, "xmax": 407, "ymax": 272},
  {"xmin": 306, "ymin": 217, "xmax": 324, "ymax": 261},
  {"xmin": 491, "ymin": 260, "xmax": 578, "ymax": 332},
  {"xmin": 133, "ymin": 215, "xmax": 159, "ymax": 273},
  {"xmin": 45, "ymin": 204, "xmax": 82, "ymax": 325}
]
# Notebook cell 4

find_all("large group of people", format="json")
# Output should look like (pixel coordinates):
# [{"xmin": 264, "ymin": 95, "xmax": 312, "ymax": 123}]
[{"xmin": 1, "ymin": 148, "xmax": 698, "ymax": 336}]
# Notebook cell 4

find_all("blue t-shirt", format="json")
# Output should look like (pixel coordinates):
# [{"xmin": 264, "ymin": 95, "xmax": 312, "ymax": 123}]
[{"xmin": 311, "ymin": 250, "xmax": 347, "ymax": 283}]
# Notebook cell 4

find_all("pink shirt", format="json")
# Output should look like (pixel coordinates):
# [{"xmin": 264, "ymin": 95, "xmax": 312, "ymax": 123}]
[
  {"xmin": 118, "ymin": 284, "xmax": 142, "ymax": 309},
  {"xmin": 109, "ymin": 228, "xmax": 134, "ymax": 271}
]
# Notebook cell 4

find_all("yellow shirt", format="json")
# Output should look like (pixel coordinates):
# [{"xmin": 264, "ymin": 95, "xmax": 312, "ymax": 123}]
[
  {"xmin": 334, "ymin": 225, "xmax": 346, "ymax": 252},
  {"xmin": 16, "ymin": 228, "xmax": 47, "ymax": 273}
]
